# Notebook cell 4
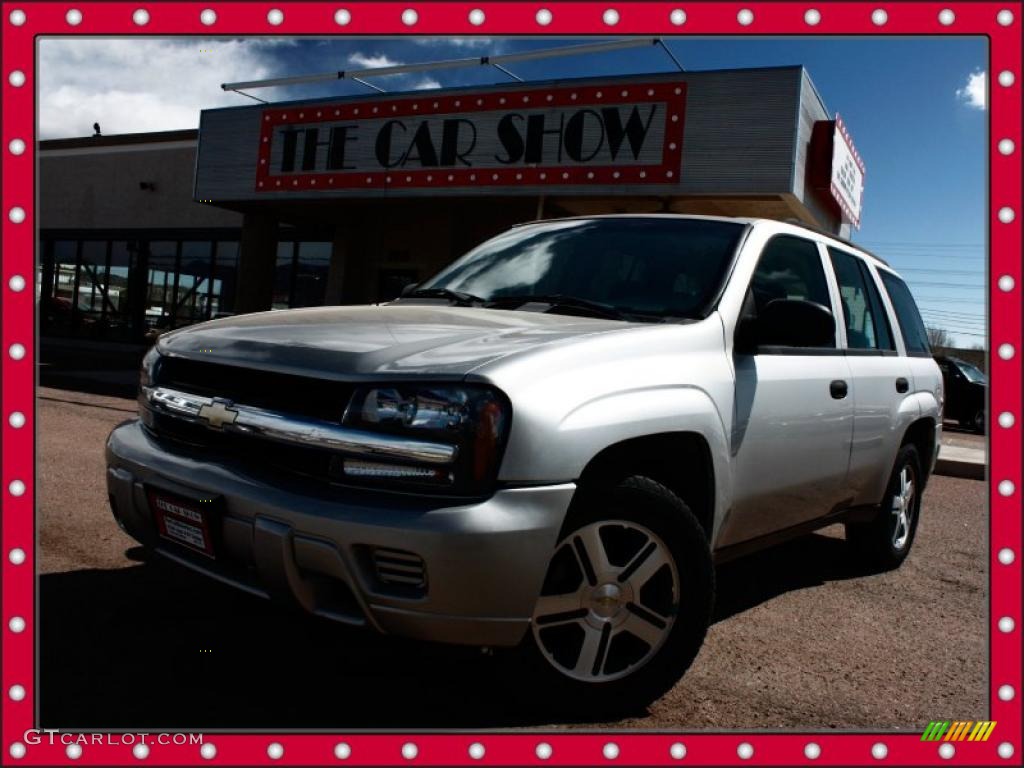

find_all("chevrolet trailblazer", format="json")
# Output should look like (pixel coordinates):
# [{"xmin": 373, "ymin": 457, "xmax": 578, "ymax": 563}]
[{"xmin": 106, "ymin": 215, "xmax": 942, "ymax": 711}]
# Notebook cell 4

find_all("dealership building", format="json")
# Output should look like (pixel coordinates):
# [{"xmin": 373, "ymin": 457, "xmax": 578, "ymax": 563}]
[{"xmin": 38, "ymin": 64, "xmax": 865, "ymax": 344}]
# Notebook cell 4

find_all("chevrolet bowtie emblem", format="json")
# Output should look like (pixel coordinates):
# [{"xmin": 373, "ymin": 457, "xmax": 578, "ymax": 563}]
[{"xmin": 197, "ymin": 399, "xmax": 239, "ymax": 429}]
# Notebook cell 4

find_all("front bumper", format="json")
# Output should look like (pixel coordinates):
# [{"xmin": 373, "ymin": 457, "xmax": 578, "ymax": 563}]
[{"xmin": 106, "ymin": 420, "xmax": 574, "ymax": 647}]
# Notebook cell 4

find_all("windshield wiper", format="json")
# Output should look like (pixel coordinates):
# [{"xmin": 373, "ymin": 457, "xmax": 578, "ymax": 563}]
[
  {"xmin": 485, "ymin": 294, "xmax": 628, "ymax": 321},
  {"xmin": 402, "ymin": 287, "xmax": 486, "ymax": 306}
]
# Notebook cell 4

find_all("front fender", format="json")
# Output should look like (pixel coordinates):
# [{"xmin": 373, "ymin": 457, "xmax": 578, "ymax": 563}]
[{"xmin": 497, "ymin": 385, "xmax": 733, "ymax": 538}]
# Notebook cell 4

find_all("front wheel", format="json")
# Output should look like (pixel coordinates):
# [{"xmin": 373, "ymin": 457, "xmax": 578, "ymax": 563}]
[
  {"xmin": 846, "ymin": 444, "xmax": 922, "ymax": 571},
  {"xmin": 519, "ymin": 476, "xmax": 714, "ymax": 716}
]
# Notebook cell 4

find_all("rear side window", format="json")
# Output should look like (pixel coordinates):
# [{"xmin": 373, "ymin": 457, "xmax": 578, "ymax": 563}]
[
  {"xmin": 828, "ymin": 248, "xmax": 895, "ymax": 351},
  {"xmin": 879, "ymin": 271, "xmax": 931, "ymax": 356}
]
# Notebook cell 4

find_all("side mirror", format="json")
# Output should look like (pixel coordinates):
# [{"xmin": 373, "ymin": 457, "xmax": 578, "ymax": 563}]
[
  {"xmin": 400, "ymin": 282, "xmax": 420, "ymax": 297},
  {"xmin": 741, "ymin": 298, "xmax": 836, "ymax": 351}
]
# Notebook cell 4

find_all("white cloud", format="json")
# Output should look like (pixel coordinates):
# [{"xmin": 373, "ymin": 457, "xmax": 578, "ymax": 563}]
[
  {"xmin": 347, "ymin": 52, "xmax": 403, "ymax": 69},
  {"xmin": 955, "ymin": 69, "xmax": 986, "ymax": 110},
  {"xmin": 414, "ymin": 37, "xmax": 494, "ymax": 49},
  {"xmin": 412, "ymin": 77, "xmax": 442, "ymax": 90},
  {"xmin": 38, "ymin": 38, "xmax": 282, "ymax": 139}
]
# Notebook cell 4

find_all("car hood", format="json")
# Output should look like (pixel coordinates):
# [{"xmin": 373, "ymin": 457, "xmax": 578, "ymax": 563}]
[{"xmin": 157, "ymin": 304, "xmax": 644, "ymax": 379}]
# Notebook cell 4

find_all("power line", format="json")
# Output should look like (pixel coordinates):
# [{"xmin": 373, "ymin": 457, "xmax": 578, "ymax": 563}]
[
  {"xmin": 896, "ymin": 268, "xmax": 986, "ymax": 277},
  {"xmin": 933, "ymin": 330, "xmax": 987, "ymax": 338},
  {"xmin": 921, "ymin": 313, "xmax": 983, "ymax": 325},
  {"xmin": 904, "ymin": 280, "xmax": 985, "ymax": 289},
  {"xmin": 921, "ymin": 317, "xmax": 986, "ymax": 327},
  {"xmin": 921, "ymin": 310, "xmax": 986, "ymax": 320},
  {"xmin": 858, "ymin": 240, "xmax": 984, "ymax": 248},
  {"xmin": 902, "ymin": 297, "xmax": 984, "ymax": 304},
  {"xmin": 884, "ymin": 257, "xmax": 987, "ymax": 264},
  {"xmin": 923, "ymin": 322, "xmax": 986, "ymax": 331},
  {"xmin": 919, "ymin": 309, "xmax": 987, "ymax": 318}
]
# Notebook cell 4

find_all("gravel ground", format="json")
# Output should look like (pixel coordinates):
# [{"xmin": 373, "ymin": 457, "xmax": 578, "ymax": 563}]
[{"xmin": 38, "ymin": 387, "xmax": 986, "ymax": 730}]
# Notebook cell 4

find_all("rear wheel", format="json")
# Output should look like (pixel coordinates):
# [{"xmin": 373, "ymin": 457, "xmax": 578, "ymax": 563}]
[
  {"xmin": 972, "ymin": 408, "xmax": 985, "ymax": 434},
  {"xmin": 520, "ymin": 476, "xmax": 713, "ymax": 716},
  {"xmin": 846, "ymin": 444, "xmax": 922, "ymax": 571}
]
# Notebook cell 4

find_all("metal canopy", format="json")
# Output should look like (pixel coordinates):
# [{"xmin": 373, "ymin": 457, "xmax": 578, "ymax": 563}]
[{"xmin": 221, "ymin": 37, "xmax": 671, "ymax": 95}]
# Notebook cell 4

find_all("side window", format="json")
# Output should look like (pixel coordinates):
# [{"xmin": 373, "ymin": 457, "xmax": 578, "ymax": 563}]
[
  {"xmin": 751, "ymin": 236, "xmax": 832, "ymax": 307},
  {"xmin": 879, "ymin": 271, "xmax": 931, "ymax": 356},
  {"xmin": 747, "ymin": 235, "xmax": 835, "ymax": 348},
  {"xmin": 828, "ymin": 248, "xmax": 895, "ymax": 351}
]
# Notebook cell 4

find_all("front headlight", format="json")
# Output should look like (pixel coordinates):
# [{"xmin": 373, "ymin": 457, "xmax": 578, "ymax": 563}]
[
  {"xmin": 341, "ymin": 384, "xmax": 511, "ymax": 495},
  {"xmin": 137, "ymin": 346, "xmax": 161, "ymax": 426},
  {"xmin": 139, "ymin": 345, "xmax": 161, "ymax": 389}
]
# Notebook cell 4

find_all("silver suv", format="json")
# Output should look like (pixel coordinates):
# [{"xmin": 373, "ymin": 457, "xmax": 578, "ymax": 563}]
[{"xmin": 106, "ymin": 215, "xmax": 942, "ymax": 712}]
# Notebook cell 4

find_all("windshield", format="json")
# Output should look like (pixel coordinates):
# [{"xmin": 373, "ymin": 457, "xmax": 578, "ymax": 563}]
[
  {"xmin": 958, "ymin": 361, "xmax": 987, "ymax": 384},
  {"xmin": 417, "ymin": 218, "xmax": 747, "ymax": 320}
]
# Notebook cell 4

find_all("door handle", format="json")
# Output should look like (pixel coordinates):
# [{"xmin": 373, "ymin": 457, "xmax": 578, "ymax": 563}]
[
  {"xmin": 830, "ymin": 380, "xmax": 848, "ymax": 399},
  {"xmin": 896, "ymin": 377, "xmax": 910, "ymax": 393}
]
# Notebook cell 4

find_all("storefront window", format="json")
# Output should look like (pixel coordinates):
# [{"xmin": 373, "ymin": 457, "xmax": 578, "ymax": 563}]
[
  {"xmin": 145, "ymin": 241, "xmax": 178, "ymax": 330},
  {"xmin": 38, "ymin": 233, "xmax": 243, "ymax": 339},
  {"xmin": 44, "ymin": 241, "xmax": 79, "ymax": 336},
  {"xmin": 175, "ymin": 241, "xmax": 213, "ymax": 327},
  {"xmin": 292, "ymin": 242, "xmax": 331, "ymax": 307},
  {"xmin": 77, "ymin": 241, "xmax": 109, "ymax": 334},
  {"xmin": 273, "ymin": 241, "xmax": 295, "ymax": 310},
  {"xmin": 105, "ymin": 241, "xmax": 138, "ymax": 341},
  {"xmin": 212, "ymin": 241, "xmax": 239, "ymax": 317}
]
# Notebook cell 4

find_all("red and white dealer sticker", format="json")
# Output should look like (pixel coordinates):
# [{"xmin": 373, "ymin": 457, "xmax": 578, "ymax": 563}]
[{"xmin": 147, "ymin": 489, "xmax": 216, "ymax": 558}]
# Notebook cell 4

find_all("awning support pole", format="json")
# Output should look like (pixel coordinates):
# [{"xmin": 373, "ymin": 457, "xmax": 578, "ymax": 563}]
[
  {"xmin": 351, "ymin": 77, "xmax": 386, "ymax": 93},
  {"xmin": 221, "ymin": 38, "xmax": 659, "ymax": 92},
  {"xmin": 487, "ymin": 60, "xmax": 524, "ymax": 82},
  {"xmin": 657, "ymin": 39, "xmax": 685, "ymax": 72},
  {"xmin": 229, "ymin": 89, "xmax": 269, "ymax": 104}
]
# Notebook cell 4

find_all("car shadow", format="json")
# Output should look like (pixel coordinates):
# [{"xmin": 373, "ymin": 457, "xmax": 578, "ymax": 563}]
[
  {"xmin": 41, "ymin": 534, "xmax": 870, "ymax": 730},
  {"xmin": 712, "ymin": 531, "xmax": 874, "ymax": 624},
  {"xmin": 941, "ymin": 421, "xmax": 982, "ymax": 436}
]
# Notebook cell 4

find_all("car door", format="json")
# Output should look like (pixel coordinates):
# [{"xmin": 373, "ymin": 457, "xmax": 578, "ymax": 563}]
[
  {"xmin": 720, "ymin": 234, "xmax": 855, "ymax": 548},
  {"xmin": 827, "ymin": 246, "xmax": 917, "ymax": 506}
]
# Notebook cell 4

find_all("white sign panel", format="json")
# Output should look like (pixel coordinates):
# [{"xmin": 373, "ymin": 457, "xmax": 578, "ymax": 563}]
[{"xmin": 829, "ymin": 114, "xmax": 866, "ymax": 229}]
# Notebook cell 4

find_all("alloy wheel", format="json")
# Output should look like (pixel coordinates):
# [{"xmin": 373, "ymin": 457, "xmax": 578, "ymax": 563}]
[
  {"xmin": 890, "ymin": 464, "xmax": 915, "ymax": 551},
  {"xmin": 531, "ymin": 520, "xmax": 680, "ymax": 683}
]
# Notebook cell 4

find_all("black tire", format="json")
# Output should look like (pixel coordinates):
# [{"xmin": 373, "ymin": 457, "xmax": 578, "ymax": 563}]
[
  {"xmin": 846, "ymin": 444, "xmax": 922, "ymax": 571},
  {"xmin": 972, "ymin": 409, "xmax": 986, "ymax": 434},
  {"xmin": 515, "ymin": 475, "xmax": 714, "ymax": 717}
]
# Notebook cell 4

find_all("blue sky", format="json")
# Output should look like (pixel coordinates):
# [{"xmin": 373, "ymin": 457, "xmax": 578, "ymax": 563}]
[{"xmin": 39, "ymin": 36, "xmax": 987, "ymax": 346}]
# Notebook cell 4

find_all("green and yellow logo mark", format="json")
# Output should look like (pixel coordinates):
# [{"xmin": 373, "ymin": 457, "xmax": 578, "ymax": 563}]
[{"xmin": 922, "ymin": 721, "xmax": 997, "ymax": 742}]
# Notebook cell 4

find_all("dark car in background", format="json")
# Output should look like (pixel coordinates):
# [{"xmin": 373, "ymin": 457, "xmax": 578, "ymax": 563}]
[{"xmin": 935, "ymin": 356, "xmax": 987, "ymax": 433}]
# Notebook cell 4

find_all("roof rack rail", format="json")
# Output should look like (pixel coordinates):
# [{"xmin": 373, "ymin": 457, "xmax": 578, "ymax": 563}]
[{"xmin": 778, "ymin": 218, "xmax": 889, "ymax": 266}]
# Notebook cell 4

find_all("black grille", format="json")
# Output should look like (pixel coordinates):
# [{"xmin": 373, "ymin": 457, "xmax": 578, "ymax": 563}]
[
  {"xmin": 155, "ymin": 356, "xmax": 353, "ymax": 422},
  {"xmin": 148, "ymin": 357, "xmax": 355, "ymax": 487}
]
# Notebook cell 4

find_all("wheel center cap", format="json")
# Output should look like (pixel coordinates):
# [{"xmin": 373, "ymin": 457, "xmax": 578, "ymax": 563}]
[{"xmin": 588, "ymin": 583, "xmax": 624, "ymax": 619}]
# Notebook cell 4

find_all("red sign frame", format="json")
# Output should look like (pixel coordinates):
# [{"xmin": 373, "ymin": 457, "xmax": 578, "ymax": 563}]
[
  {"xmin": 254, "ymin": 80, "xmax": 687, "ymax": 191},
  {"xmin": 1, "ymin": 3, "xmax": 1020, "ymax": 767}
]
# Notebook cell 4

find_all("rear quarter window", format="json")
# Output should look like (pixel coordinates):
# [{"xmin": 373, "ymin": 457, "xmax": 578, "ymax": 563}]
[{"xmin": 879, "ymin": 271, "xmax": 932, "ymax": 357}]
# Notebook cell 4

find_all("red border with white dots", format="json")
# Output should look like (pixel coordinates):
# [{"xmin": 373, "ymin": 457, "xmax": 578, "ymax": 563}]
[
  {"xmin": 255, "ymin": 81, "xmax": 686, "ymax": 190},
  {"xmin": 1, "ymin": 3, "xmax": 1021, "ymax": 767}
]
